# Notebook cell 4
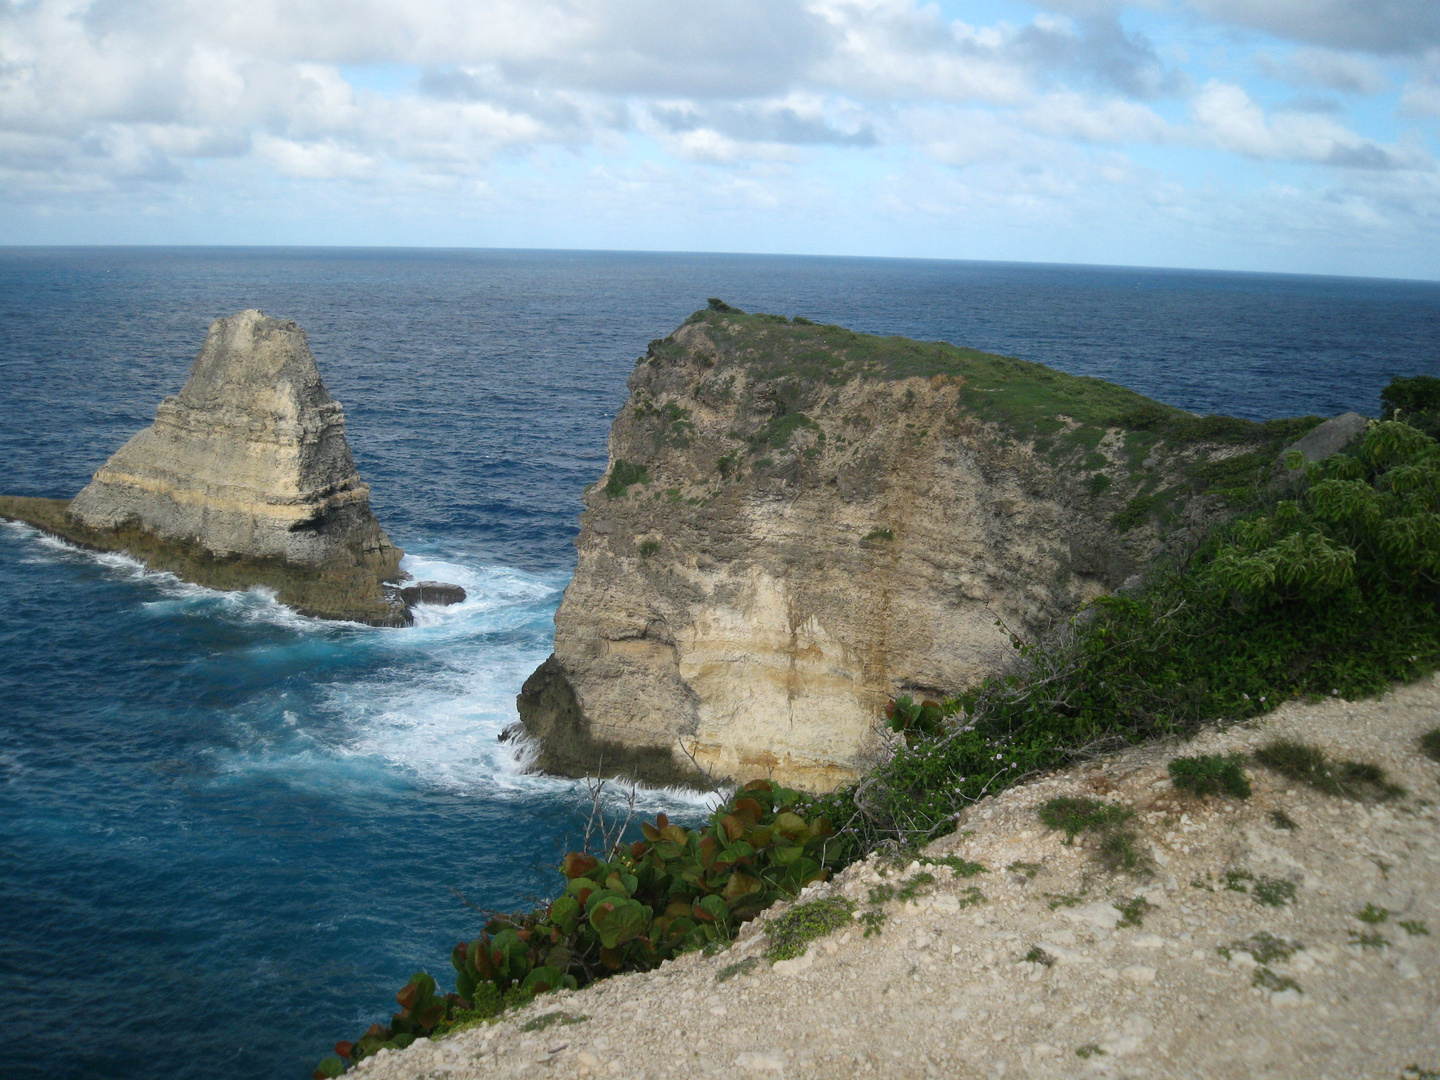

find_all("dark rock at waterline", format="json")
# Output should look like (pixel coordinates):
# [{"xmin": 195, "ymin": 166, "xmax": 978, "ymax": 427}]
[{"xmin": 397, "ymin": 580, "xmax": 467, "ymax": 606}]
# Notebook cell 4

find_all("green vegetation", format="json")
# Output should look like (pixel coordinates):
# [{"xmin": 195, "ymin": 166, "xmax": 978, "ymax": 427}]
[
  {"xmin": 1033, "ymin": 797, "xmax": 1146, "ymax": 872},
  {"xmin": 1270, "ymin": 809, "xmax": 1299, "ymax": 830},
  {"xmin": 1037, "ymin": 797, "xmax": 1132, "ymax": 841},
  {"xmin": 923, "ymin": 854, "xmax": 987, "ymax": 877},
  {"xmin": 1168, "ymin": 752, "xmax": 1252, "ymax": 798},
  {"xmin": 638, "ymin": 540, "xmax": 660, "ymax": 559},
  {"xmin": 1356, "ymin": 903, "xmax": 1389, "ymax": 924},
  {"xmin": 319, "ymin": 780, "xmax": 839, "ymax": 1073},
  {"xmin": 1219, "ymin": 869, "xmax": 1296, "ymax": 906},
  {"xmin": 1227, "ymin": 931, "xmax": 1300, "ymax": 964},
  {"xmin": 1254, "ymin": 740, "xmax": 1406, "ymax": 801},
  {"xmin": 1399, "ymin": 919, "xmax": 1430, "ymax": 936},
  {"xmin": 1023, "ymin": 945, "xmax": 1055, "ymax": 966},
  {"xmin": 1076, "ymin": 1044, "xmax": 1105, "ymax": 1059},
  {"xmin": 714, "ymin": 956, "xmax": 760, "ymax": 982},
  {"xmin": 1381, "ymin": 374, "xmax": 1440, "ymax": 438},
  {"xmin": 1349, "ymin": 929, "xmax": 1390, "ymax": 949},
  {"xmin": 1253, "ymin": 968, "xmax": 1302, "ymax": 993},
  {"xmin": 1117, "ymin": 895, "xmax": 1153, "ymax": 928},
  {"xmin": 519, "ymin": 1012, "xmax": 588, "ymax": 1033},
  {"xmin": 642, "ymin": 306, "xmax": 1323, "ymax": 528},
  {"xmin": 862, "ymin": 527, "xmax": 894, "ymax": 544},
  {"xmin": 883, "ymin": 694, "xmax": 949, "ymax": 741},
  {"xmin": 604, "ymin": 460, "xmax": 650, "ymax": 498},
  {"xmin": 765, "ymin": 897, "xmax": 855, "ymax": 961}
]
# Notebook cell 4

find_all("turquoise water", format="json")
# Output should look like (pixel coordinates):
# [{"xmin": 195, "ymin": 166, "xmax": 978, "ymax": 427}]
[{"xmin": 0, "ymin": 249, "xmax": 1436, "ymax": 1079}]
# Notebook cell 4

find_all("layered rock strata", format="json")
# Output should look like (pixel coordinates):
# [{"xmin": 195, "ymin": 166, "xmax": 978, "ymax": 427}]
[
  {"xmin": 518, "ymin": 304, "xmax": 1326, "ymax": 792},
  {"xmin": 0, "ymin": 310, "xmax": 437, "ymax": 626}
]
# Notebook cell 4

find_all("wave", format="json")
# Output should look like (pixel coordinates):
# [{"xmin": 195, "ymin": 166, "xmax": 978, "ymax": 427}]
[{"xmin": 3, "ymin": 520, "xmax": 717, "ymax": 815}]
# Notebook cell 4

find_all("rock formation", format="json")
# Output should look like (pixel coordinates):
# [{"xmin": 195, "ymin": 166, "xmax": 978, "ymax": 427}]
[
  {"xmin": 517, "ymin": 303, "xmax": 1326, "ymax": 792},
  {"xmin": 0, "ymin": 309, "xmax": 458, "ymax": 626}
]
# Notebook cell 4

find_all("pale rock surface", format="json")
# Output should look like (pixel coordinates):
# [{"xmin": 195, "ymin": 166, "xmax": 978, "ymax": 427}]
[
  {"xmin": 348, "ymin": 675, "xmax": 1440, "ymax": 1080},
  {"xmin": 517, "ymin": 310, "xmax": 1322, "ymax": 791},
  {"xmin": 69, "ymin": 309, "xmax": 399, "ymax": 571}
]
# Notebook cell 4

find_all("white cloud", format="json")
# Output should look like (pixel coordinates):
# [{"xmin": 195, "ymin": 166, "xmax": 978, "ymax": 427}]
[
  {"xmin": 0, "ymin": 0, "xmax": 1436, "ymax": 275},
  {"xmin": 1192, "ymin": 79, "xmax": 1427, "ymax": 169}
]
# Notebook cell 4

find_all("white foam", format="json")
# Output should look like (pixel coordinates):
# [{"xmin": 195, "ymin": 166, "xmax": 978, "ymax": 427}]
[{"xmin": 4, "ymin": 521, "xmax": 715, "ymax": 815}]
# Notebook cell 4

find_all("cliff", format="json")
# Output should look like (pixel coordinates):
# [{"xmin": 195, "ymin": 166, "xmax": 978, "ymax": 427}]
[
  {"xmin": 0, "ymin": 310, "xmax": 423, "ymax": 626},
  {"xmin": 517, "ymin": 303, "xmax": 1321, "ymax": 791}
]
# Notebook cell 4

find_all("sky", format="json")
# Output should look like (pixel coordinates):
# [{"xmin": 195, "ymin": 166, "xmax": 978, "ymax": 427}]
[{"xmin": 2, "ymin": 0, "xmax": 1439, "ymax": 279}]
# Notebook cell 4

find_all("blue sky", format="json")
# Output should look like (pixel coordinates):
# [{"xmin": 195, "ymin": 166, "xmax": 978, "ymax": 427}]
[{"xmin": 2, "ymin": 0, "xmax": 1438, "ymax": 278}]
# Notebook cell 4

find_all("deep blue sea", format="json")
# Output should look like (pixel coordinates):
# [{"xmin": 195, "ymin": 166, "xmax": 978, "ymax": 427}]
[{"xmin": 1, "ymin": 248, "xmax": 1437, "ymax": 1080}]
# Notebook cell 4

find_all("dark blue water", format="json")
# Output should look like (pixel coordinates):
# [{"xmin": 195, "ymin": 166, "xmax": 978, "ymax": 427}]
[{"xmin": 1, "ymin": 248, "xmax": 1437, "ymax": 1080}]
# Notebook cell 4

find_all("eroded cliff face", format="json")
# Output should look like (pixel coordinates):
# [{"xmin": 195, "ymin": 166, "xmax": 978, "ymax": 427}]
[
  {"xmin": 518, "ymin": 306, "xmax": 1316, "ymax": 792},
  {"xmin": 2, "ymin": 310, "xmax": 416, "ymax": 626},
  {"xmin": 70, "ymin": 309, "xmax": 398, "ymax": 572}
]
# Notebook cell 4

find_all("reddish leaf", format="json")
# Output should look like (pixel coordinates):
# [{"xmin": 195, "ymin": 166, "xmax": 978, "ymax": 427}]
[
  {"xmin": 334, "ymin": 1042, "xmax": 354, "ymax": 1060},
  {"xmin": 561, "ymin": 852, "xmax": 599, "ymax": 880}
]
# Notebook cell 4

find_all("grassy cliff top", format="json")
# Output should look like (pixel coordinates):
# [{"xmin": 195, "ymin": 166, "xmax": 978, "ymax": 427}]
[{"xmin": 662, "ymin": 303, "xmax": 1321, "ymax": 454}]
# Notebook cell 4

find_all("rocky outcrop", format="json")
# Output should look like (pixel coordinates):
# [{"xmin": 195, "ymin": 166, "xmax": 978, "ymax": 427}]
[
  {"xmin": 518, "ymin": 304, "xmax": 1324, "ymax": 792},
  {"xmin": 0, "ymin": 310, "xmax": 439, "ymax": 626}
]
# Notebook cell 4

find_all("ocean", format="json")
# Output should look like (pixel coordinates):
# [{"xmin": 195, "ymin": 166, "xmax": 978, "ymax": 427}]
[{"xmin": 1, "ymin": 248, "xmax": 1437, "ymax": 1080}]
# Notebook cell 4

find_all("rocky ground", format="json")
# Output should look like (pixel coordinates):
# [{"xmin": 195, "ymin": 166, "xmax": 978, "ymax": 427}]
[{"xmin": 350, "ymin": 677, "xmax": 1440, "ymax": 1080}]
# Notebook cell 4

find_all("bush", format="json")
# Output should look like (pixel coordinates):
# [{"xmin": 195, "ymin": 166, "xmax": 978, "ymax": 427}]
[
  {"xmin": 604, "ymin": 460, "xmax": 650, "ymax": 498},
  {"xmin": 1381, "ymin": 375, "xmax": 1440, "ymax": 437},
  {"xmin": 1168, "ymin": 753, "xmax": 1251, "ymax": 798},
  {"xmin": 1037, "ymin": 797, "xmax": 1132, "ymax": 841},
  {"xmin": 320, "ymin": 780, "xmax": 840, "ymax": 1073}
]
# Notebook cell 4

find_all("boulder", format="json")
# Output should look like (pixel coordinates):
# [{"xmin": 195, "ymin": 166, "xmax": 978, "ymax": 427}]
[
  {"xmin": 1283, "ymin": 411, "xmax": 1368, "ymax": 464},
  {"xmin": 398, "ymin": 581, "xmax": 468, "ymax": 606}
]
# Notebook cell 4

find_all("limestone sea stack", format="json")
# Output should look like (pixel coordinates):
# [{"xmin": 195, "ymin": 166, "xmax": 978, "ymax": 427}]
[
  {"xmin": 516, "ymin": 302, "xmax": 1333, "ymax": 793},
  {"xmin": 0, "ymin": 309, "xmax": 443, "ymax": 626}
]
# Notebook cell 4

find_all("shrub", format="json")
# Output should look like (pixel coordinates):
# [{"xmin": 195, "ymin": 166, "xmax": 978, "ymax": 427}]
[
  {"xmin": 604, "ymin": 460, "xmax": 650, "ymax": 498},
  {"xmin": 1168, "ymin": 753, "xmax": 1251, "ymax": 798},
  {"xmin": 1381, "ymin": 375, "xmax": 1440, "ymax": 437},
  {"xmin": 319, "ymin": 780, "xmax": 840, "ymax": 1074},
  {"xmin": 764, "ymin": 897, "xmax": 855, "ymax": 961},
  {"xmin": 1037, "ymin": 797, "xmax": 1132, "ymax": 841}
]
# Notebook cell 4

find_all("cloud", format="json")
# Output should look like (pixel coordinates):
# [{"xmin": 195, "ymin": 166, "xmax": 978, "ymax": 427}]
[
  {"xmin": 1254, "ymin": 48, "xmax": 1387, "ymax": 94},
  {"xmin": 1188, "ymin": 0, "xmax": 1440, "ymax": 55},
  {"xmin": 650, "ymin": 100, "xmax": 876, "ymax": 148},
  {"xmin": 1192, "ymin": 80, "xmax": 1428, "ymax": 168},
  {"xmin": 0, "ymin": 0, "xmax": 1436, "ymax": 276}
]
